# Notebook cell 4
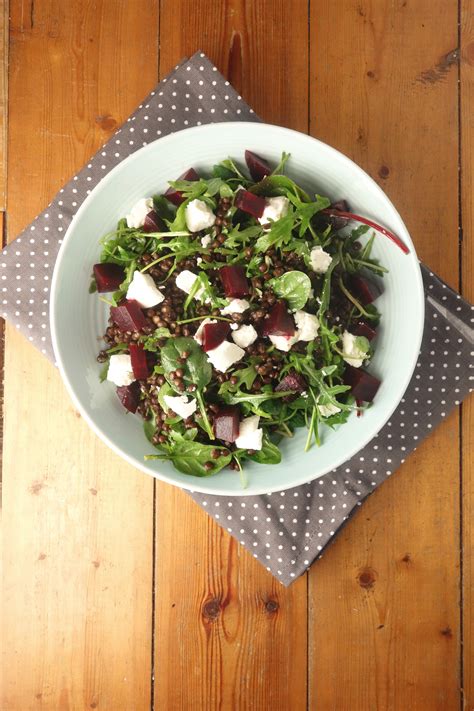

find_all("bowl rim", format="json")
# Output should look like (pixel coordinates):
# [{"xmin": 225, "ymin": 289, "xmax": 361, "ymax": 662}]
[{"xmin": 50, "ymin": 121, "xmax": 425, "ymax": 496}]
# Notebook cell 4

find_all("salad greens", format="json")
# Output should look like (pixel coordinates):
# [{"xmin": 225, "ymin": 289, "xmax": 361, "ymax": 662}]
[{"xmin": 93, "ymin": 150, "xmax": 390, "ymax": 484}]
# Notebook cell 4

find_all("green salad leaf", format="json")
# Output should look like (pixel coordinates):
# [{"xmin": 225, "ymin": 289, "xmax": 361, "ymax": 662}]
[{"xmin": 269, "ymin": 270, "xmax": 312, "ymax": 311}]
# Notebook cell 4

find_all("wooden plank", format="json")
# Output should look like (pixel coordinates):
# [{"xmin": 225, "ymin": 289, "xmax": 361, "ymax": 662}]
[
  {"xmin": 154, "ymin": 2, "xmax": 310, "ymax": 709},
  {"xmin": 0, "ymin": 0, "xmax": 7, "ymax": 208},
  {"xmin": 309, "ymin": 2, "xmax": 461, "ymax": 709},
  {"xmin": 461, "ymin": 1, "xmax": 474, "ymax": 706},
  {"xmin": 2, "ymin": 2, "xmax": 158, "ymax": 709}
]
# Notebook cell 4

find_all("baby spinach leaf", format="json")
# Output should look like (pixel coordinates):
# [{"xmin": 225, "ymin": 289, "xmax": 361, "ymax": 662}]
[
  {"xmin": 145, "ymin": 440, "xmax": 231, "ymax": 477},
  {"xmin": 269, "ymin": 270, "xmax": 312, "ymax": 311},
  {"xmin": 99, "ymin": 362, "xmax": 109, "ymax": 383},
  {"xmin": 246, "ymin": 436, "xmax": 282, "ymax": 465},
  {"xmin": 160, "ymin": 337, "xmax": 212, "ymax": 390}
]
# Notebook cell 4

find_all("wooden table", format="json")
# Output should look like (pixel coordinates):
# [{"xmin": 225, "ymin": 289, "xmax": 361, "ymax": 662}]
[{"xmin": 2, "ymin": 2, "xmax": 473, "ymax": 709}]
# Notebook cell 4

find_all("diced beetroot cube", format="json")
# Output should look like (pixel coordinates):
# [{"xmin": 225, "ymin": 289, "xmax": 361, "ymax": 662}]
[
  {"xmin": 275, "ymin": 371, "xmax": 307, "ymax": 393},
  {"xmin": 93, "ymin": 263, "xmax": 125, "ymax": 293},
  {"xmin": 202, "ymin": 322, "xmax": 231, "ymax": 352},
  {"xmin": 353, "ymin": 320, "xmax": 377, "ymax": 341},
  {"xmin": 110, "ymin": 300, "xmax": 148, "ymax": 333},
  {"xmin": 349, "ymin": 275, "xmax": 382, "ymax": 305},
  {"xmin": 129, "ymin": 343, "xmax": 151, "ymax": 379},
  {"xmin": 219, "ymin": 265, "xmax": 250, "ymax": 298},
  {"xmin": 143, "ymin": 210, "xmax": 166, "ymax": 233},
  {"xmin": 262, "ymin": 301, "xmax": 296, "ymax": 337},
  {"xmin": 235, "ymin": 189, "xmax": 266, "ymax": 218},
  {"xmin": 245, "ymin": 150, "xmax": 272, "ymax": 182},
  {"xmin": 164, "ymin": 167, "xmax": 199, "ymax": 206},
  {"xmin": 343, "ymin": 366, "xmax": 381, "ymax": 402},
  {"xmin": 116, "ymin": 382, "xmax": 141, "ymax": 413},
  {"xmin": 214, "ymin": 406, "xmax": 240, "ymax": 442}
]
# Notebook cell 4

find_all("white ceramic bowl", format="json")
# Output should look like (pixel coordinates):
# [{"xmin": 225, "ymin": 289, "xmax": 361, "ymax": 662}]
[{"xmin": 51, "ymin": 122, "xmax": 424, "ymax": 496}]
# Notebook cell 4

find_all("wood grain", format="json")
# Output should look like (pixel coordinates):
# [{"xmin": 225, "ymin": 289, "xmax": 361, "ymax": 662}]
[
  {"xmin": 2, "ymin": 2, "xmax": 158, "ymax": 709},
  {"xmin": 0, "ymin": 0, "xmax": 7, "ymax": 209},
  {"xmin": 309, "ymin": 2, "xmax": 461, "ymax": 709},
  {"xmin": 461, "ymin": 1, "xmax": 474, "ymax": 706},
  {"xmin": 154, "ymin": 2, "xmax": 309, "ymax": 709}
]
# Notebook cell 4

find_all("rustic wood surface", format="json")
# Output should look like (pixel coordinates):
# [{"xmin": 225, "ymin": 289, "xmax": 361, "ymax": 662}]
[{"xmin": 1, "ymin": 1, "xmax": 472, "ymax": 710}]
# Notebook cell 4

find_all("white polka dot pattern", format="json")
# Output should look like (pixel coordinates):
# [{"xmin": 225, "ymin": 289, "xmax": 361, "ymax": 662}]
[
  {"xmin": 1, "ymin": 51, "xmax": 472, "ymax": 586},
  {"xmin": 0, "ymin": 52, "xmax": 256, "ymax": 360},
  {"xmin": 192, "ymin": 268, "xmax": 474, "ymax": 584}
]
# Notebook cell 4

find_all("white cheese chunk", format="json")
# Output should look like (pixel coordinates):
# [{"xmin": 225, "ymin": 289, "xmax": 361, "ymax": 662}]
[
  {"xmin": 310, "ymin": 246, "xmax": 333, "ymax": 274},
  {"xmin": 200, "ymin": 234, "xmax": 212, "ymax": 248},
  {"xmin": 269, "ymin": 334, "xmax": 299, "ymax": 352},
  {"xmin": 230, "ymin": 323, "xmax": 239, "ymax": 331},
  {"xmin": 175, "ymin": 269, "xmax": 204, "ymax": 299},
  {"xmin": 317, "ymin": 401, "xmax": 341, "ymax": 418},
  {"xmin": 231, "ymin": 324, "xmax": 258, "ymax": 348},
  {"xmin": 126, "ymin": 270, "xmax": 164, "ymax": 308},
  {"xmin": 163, "ymin": 394, "xmax": 197, "ymax": 419},
  {"xmin": 220, "ymin": 298, "xmax": 250, "ymax": 315},
  {"xmin": 258, "ymin": 196, "xmax": 289, "ymax": 226},
  {"xmin": 107, "ymin": 354, "xmax": 135, "ymax": 387},
  {"xmin": 185, "ymin": 199, "xmax": 216, "ymax": 232},
  {"xmin": 294, "ymin": 310, "xmax": 320, "ymax": 341},
  {"xmin": 342, "ymin": 330, "xmax": 368, "ymax": 368},
  {"xmin": 235, "ymin": 415, "xmax": 263, "ymax": 451},
  {"xmin": 194, "ymin": 318, "xmax": 216, "ymax": 345},
  {"xmin": 126, "ymin": 197, "xmax": 154, "ymax": 229},
  {"xmin": 206, "ymin": 340, "xmax": 245, "ymax": 372}
]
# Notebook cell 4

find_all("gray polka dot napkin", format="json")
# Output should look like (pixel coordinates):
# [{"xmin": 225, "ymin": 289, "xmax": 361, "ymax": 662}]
[{"xmin": 2, "ymin": 52, "xmax": 472, "ymax": 585}]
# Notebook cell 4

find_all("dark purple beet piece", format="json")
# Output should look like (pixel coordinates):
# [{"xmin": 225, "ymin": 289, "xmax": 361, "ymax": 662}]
[
  {"xmin": 143, "ymin": 209, "xmax": 166, "ymax": 233},
  {"xmin": 219, "ymin": 265, "xmax": 250, "ymax": 298},
  {"xmin": 245, "ymin": 150, "xmax": 272, "ymax": 182},
  {"xmin": 116, "ymin": 382, "xmax": 140, "ymax": 413},
  {"xmin": 343, "ymin": 366, "xmax": 381, "ymax": 402},
  {"xmin": 349, "ymin": 275, "xmax": 382, "ymax": 305},
  {"xmin": 93, "ymin": 263, "xmax": 125, "ymax": 293},
  {"xmin": 353, "ymin": 320, "xmax": 377, "ymax": 341},
  {"xmin": 235, "ymin": 189, "xmax": 266, "ymax": 218},
  {"xmin": 275, "ymin": 371, "xmax": 307, "ymax": 393},
  {"xmin": 202, "ymin": 322, "xmax": 231, "ymax": 352},
  {"xmin": 164, "ymin": 167, "xmax": 199, "ymax": 206},
  {"xmin": 331, "ymin": 199, "xmax": 350, "ymax": 212},
  {"xmin": 110, "ymin": 300, "xmax": 148, "ymax": 333},
  {"xmin": 261, "ymin": 301, "xmax": 296, "ymax": 337},
  {"xmin": 214, "ymin": 406, "xmax": 240, "ymax": 442},
  {"xmin": 129, "ymin": 343, "xmax": 151, "ymax": 380}
]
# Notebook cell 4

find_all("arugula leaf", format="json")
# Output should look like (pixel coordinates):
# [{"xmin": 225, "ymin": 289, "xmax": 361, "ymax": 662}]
[
  {"xmin": 271, "ymin": 151, "xmax": 291, "ymax": 176},
  {"xmin": 153, "ymin": 194, "xmax": 176, "ymax": 223},
  {"xmin": 223, "ymin": 389, "xmax": 295, "ymax": 407},
  {"xmin": 99, "ymin": 362, "xmax": 109, "ymax": 383},
  {"xmin": 218, "ymin": 364, "xmax": 257, "ymax": 397},
  {"xmin": 141, "ymin": 327, "xmax": 172, "ymax": 352},
  {"xmin": 288, "ymin": 193, "xmax": 330, "ymax": 237},
  {"xmin": 255, "ymin": 210, "xmax": 296, "ymax": 252},
  {"xmin": 145, "ymin": 439, "xmax": 231, "ymax": 476},
  {"xmin": 251, "ymin": 175, "xmax": 310, "ymax": 201},
  {"xmin": 269, "ymin": 270, "xmax": 312, "ymax": 311}
]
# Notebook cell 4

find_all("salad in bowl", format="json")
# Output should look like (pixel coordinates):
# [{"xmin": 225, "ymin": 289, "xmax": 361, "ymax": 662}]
[{"xmin": 91, "ymin": 149, "xmax": 405, "ymax": 483}]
